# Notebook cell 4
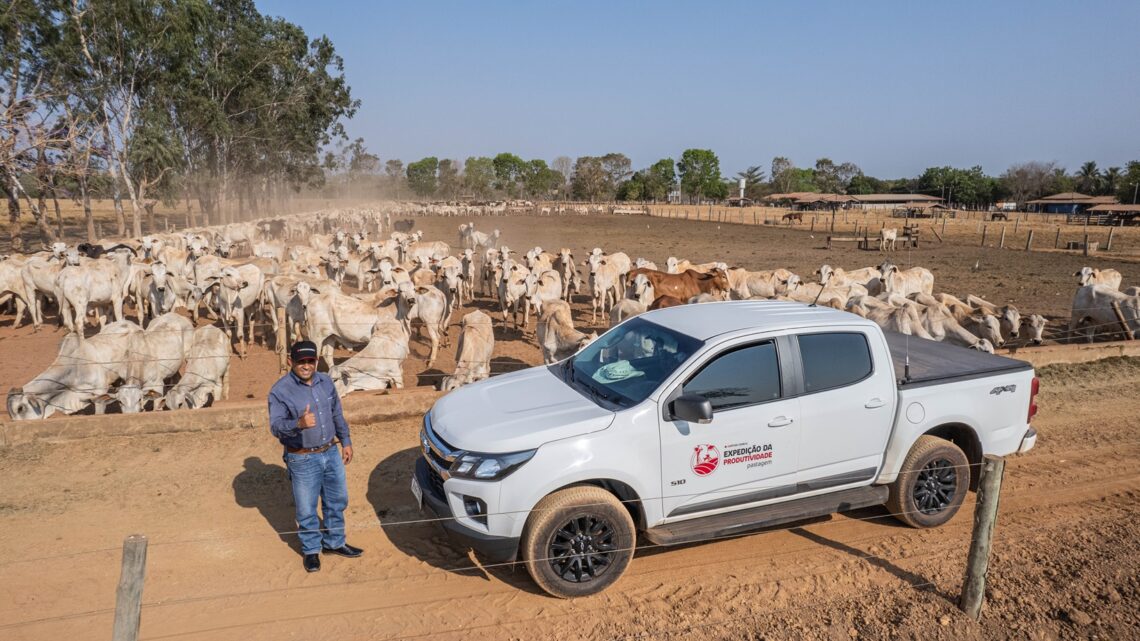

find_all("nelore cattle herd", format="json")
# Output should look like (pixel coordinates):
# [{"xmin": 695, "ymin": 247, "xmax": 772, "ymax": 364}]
[{"xmin": 1, "ymin": 203, "xmax": 1136, "ymax": 421}]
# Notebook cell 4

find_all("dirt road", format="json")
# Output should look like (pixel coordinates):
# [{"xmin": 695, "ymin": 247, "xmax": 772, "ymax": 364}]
[{"xmin": 1, "ymin": 355, "xmax": 1138, "ymax": 640}]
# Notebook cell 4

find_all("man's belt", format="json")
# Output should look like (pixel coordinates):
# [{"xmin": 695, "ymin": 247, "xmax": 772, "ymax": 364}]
[{"xmin": 287, "ymin": 442, "xmax": 334, "ymax": 455}]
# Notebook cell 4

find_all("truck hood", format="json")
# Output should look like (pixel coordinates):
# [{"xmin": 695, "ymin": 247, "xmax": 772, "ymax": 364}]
[{"xmin": 429, "ymin": 365, "xmax": 615, "ymax": 453}]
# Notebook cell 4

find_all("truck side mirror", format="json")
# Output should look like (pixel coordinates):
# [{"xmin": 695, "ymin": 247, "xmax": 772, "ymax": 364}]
[{"xmin": 672, "ymin": 393, "xmax": 713, "ymax": 424}]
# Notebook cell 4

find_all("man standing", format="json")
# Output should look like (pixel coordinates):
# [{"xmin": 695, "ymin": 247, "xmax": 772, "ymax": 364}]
[{"xmin": 269, "ymin": 340, "xmax": 363, "ymax": 572}]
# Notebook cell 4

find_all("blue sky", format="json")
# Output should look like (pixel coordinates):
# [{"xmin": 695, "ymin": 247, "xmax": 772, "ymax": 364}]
[{"xmin": 260, "ymin": 0, "xmax": 1140, "ymax": 178}]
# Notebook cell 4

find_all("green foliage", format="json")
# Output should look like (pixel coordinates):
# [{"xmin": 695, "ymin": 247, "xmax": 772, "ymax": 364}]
[
  {"xmin": 1117, "ymin": 161, "xmax": 1140, "ymax": 205},
  {"xmin": 570, "ymin": 156, "xmax": 607, "ymax": 201},
  {"xmin": 917, "ymin": 165, "xmax": 997, "ymax": 207},
  {"xmin": 492, "ymin": 152, "xmax": 526, "ymax": 196},
  {"xmin": 405, "ymin": 156, "xmax": 438, "ymax": 197},
  {"xmin": 437, "ymin": 159, "xmax": 461, "ymax": 198},
  {"xmin": 463, "ymin": 156, "xmax": 494, "ymax": 198},
  {"xmin": 677, "ymin": 149, "xmax": 723, "ymax": 202},
  {"xmin": 520, "ymin": 159, "xmax": 562, "ymax": 199}
]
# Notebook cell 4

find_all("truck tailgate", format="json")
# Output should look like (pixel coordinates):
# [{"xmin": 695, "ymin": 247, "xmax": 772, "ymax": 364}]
[{"xmin": 883, "ymin": 331, "xmax": 1032, "ymax": 388}]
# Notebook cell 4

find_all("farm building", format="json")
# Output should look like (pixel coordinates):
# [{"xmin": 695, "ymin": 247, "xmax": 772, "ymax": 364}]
[
  {"xmin": 1084, "ymin": 203, "xmax": 1140, "ymax": 226},
  {"xmin": 850, "ymin": 194, "xmax": 942, "ymax": 210},
  {"xmin": 1026, "ymin": 192, "xmax": 1118, "ymax": 216}
]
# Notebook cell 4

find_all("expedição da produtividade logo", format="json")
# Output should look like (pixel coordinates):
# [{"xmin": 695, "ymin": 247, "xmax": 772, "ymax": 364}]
[{"xmin": 691, "ymin": 444, "xmax": 720, "ymax": 476}]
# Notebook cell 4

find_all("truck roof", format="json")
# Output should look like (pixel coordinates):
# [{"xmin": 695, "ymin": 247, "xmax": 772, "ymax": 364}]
[{"xmin": 638, "ymin": 300, "xmax": 877, "ymax": 341}]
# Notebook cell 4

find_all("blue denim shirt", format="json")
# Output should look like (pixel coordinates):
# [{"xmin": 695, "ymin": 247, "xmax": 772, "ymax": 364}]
[{"xmin": 268, "ymin": 371, "xmax": 351, "ymax": 450}]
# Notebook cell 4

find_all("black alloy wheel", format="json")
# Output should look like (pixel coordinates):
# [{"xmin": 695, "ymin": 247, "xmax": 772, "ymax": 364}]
[
  {"xmin": 912, "ymin": 458, "xmax": 958, "ymax": 514},
  {"xmin": 548, "ymin": 515, "xmax": 618, "ymax": 583}
]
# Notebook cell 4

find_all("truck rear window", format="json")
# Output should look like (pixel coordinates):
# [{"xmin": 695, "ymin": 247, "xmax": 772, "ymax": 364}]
[{"xmin": 798, "ymin": 332, "xmax": 873, "ymax": 393}]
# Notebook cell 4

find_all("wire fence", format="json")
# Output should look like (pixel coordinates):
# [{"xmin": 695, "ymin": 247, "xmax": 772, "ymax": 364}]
[{"xmin": 1, "ymin": 476, "xmax": 1133, "ymax": 638}]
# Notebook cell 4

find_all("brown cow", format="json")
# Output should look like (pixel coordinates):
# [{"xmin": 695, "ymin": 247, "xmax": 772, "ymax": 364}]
[
  {"xmin": 649, "ymin": 295, "xmax": 686, "ymax": 310},
  {"xmin": 626, "ymin": 268, "xmax": 731, "ymax": 302}
]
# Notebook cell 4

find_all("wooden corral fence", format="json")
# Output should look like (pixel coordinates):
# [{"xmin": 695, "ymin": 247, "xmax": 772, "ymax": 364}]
[{"xmin": 636, "ymin": 204, "xmax": 1138, "ymax": 256}]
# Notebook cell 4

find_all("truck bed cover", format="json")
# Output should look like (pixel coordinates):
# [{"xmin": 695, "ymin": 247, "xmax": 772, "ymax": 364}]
[{"xmin": 884, "ymin": 331, "xmax": 1033, "ymax": 388}]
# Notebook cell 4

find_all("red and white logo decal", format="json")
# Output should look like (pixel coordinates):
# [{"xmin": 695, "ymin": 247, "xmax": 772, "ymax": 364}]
[{"xmin": 691, "ymin": 444, "xmax": 720, "ymax": 476}]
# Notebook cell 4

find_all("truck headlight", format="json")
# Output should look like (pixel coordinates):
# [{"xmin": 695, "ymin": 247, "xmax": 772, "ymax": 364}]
[{"xmin": 450, "ymin": 449, "xmax": 536, "ymax": 480}]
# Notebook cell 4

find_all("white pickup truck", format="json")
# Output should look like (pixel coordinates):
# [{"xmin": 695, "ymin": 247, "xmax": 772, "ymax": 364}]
[{"xmin": 412, "ymin": 301, "xmax": 1039, "ymax": 597}]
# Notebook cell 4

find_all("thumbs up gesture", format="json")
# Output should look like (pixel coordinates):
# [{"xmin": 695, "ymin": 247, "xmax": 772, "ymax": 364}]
[{"xmin": 297, "ymin": 403, "xmax": 316, "ymax": 429}]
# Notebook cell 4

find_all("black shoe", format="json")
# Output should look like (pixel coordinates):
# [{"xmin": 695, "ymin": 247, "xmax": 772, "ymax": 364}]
[
  {"xmin": 303, "ymin": 553, "xmax": 321, "ymax": 572},
  {"xmin": 322, "ymin": 543, "xmax": 363, "ymax": 558}
]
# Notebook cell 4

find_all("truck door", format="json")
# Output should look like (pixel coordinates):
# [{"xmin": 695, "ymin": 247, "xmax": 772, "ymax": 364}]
[
  {"xmin": 793, "ymin": 330, "xmax": 895, "ymax": 487},
  {"xmin": 659, "ymin": 338, "xmax": 801, "ymax": 519}
]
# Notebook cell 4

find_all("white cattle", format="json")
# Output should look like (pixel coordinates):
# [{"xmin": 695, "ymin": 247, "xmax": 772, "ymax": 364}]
[
  {"xmin": 610, "ymin": 299, "xmax": 647, "ymax": 324},
  {"xmin": 878, "ymin": 264, "xmax": 934, "ymax": 297},
  {"xmin": 725, "ymin": 267, "xmax": 795, "ymax": 300},
  {"xmin": 459, "ymin": 249, "xmax": 476, "ymax": 305},
  {"xmin": 915, "ymin": 304, "xmax": 996, "ymax": 353},
  {"xmin": 304, "ymin": 285, "xmax": 414, "ymax": 371},
  {"xmin": 523, "ymin": 269, "xmax": 563, "ymax": 327},
  {"xmin": 55, "ymin": 259, "xmax": 126, "ymax": 338},
  {"xmin": 586, "ymin": 252, "xmax": 631, "ymax": 324},
  {"xmin": 262, "ymin": 274, "xmax": 335, "ymax": 371},
  {"xmin": 164, "ymin": 326, "xmax": 231, "ymax": 410},
  {"xmin": 440, "ymin": 310, "xmax": 495, "ymax": 391},
  {"xmin": 328, "ymin": 321, "xmax": 410, "ymax": 396},
  {"xmin": 470, "ymin": 229, "xmax": 501, "ymax": 251},
  {"xmin": 407, "ymin": 240, "xmax": 450, "ymax": 264},
  {"xmin": 879, "ymin": 228, "xmax": 898, "ymax": 251},
  {"xmin": 965, "ymin": 295, "xmax": 1022, "ymax": 342},
  {"xmin": 20, "ymin": 256, "xmax": 65, "ymax": 328},
  {"xmin": 846, "ymin": 296, "xmax": 933, "ymax": 339},
  {"xmin": 409, "ymin": 284, "xmax": 451, "ymax": 366},
  {"xmin": 537, "ymin": 300, "xmax": 598, "ymax": 364},
  {"xmin": 1069, "ymin": 285, "xmax": 1140, "ymax": 342},
  {"xmin": 106, "ymin": 313, "xmax": 194, "ymax": 413},
  {"xmin": 816, "ymin": 264, "xmax": 883, "ymax": 296},
  {"xmin": 7, "ymin": 321, "xmax": 142, "ymax": 419},
  {"xmin": 436, "ymin": 255, "xmax": 465, "ymax": 312},
  {"xmin": 205, "ymin": 263, "xmax": 266, "ymax": 358},
  {"xmin": 1020, "ymin": 314, "xmax": 1047, "ymax": 346},
  {"xmin": 0, "ymin": 258, "xmax": 31, "ymax": 327},
  {"xmin": 498, "ymin": 261, "xmax": 531, "ymax": 328},
  {"xmin": 554, "ymin": 248, "xmax": 582, "ymax": 301},
  {"xmin": 633, "ymin": 257, "xmax": 658, "ymax": 271},
  {"xmin": 141, "ymin": 262, "xmax": 178, "ymax": 327},
  {"xmin": 1074, "ymin": 267, "xmax": 1122, "ymax": 290}
]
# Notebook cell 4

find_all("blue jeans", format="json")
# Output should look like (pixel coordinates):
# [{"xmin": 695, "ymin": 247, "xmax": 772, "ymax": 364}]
[{"xmin": 285, "ymin": 446, "xmax": 348, "ymax": 555}]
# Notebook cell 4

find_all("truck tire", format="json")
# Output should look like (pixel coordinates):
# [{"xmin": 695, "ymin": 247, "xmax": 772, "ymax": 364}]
[
  {"xmin": 887, "ymin": 435, "xmax": 969, "ymax": 528},
  {"xmin": 521, "ymin": 486, "xmax": 636, "ymax": 598}
]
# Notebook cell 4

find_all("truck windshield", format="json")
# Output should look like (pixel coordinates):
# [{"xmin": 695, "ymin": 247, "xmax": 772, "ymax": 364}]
[{"xmin": 564, "ymin": 317, "xmax": 703, "ymax": 408}]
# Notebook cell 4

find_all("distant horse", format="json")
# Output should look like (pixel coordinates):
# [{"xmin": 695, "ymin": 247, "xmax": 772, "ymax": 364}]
[{"xmin": 782, "ymin": 212, "xmax": 803, "ymax": 225}]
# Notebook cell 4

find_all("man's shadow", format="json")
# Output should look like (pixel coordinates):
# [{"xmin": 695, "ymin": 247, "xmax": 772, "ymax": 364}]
[
  {"xmin": 233, "ymin": 456, "xmax": 301, "ymax": 554},
  {"xmin": 366, "ymin": 447, "xmax": 543, "ymax": 595}
]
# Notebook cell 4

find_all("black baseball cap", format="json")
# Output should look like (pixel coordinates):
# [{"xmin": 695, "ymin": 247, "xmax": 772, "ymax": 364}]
[{"xmin": 290, "ymin": 341, "xmax": 318, "ymax": 362}]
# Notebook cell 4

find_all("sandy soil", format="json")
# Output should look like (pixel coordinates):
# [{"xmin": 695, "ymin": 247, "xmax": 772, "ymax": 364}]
[
  {"xmin": 0, "ymin": 354, "xmax": 1138, "ymax": 641},
  {"xmin": 2, "ymin": 213, "xmax": 1137, "ymax": 410}
]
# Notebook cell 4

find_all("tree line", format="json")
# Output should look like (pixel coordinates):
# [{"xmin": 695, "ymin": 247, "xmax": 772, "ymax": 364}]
[
  {"xmin": 2, "ymin": 0, "xmax": 357, "ymax": 250},
  {"xmin": 368, "ymin": 152, "xmax": 1140, "ymax": 210}
]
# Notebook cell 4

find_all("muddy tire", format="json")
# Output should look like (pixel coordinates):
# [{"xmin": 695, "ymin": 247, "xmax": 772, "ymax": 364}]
[
  {"xmin": 521, "ymin": 486, "xmax": 635, "ymax": 598},
  {"xmin": 887, "ymin": 435, "xmax": 970, "ymax": 528}
]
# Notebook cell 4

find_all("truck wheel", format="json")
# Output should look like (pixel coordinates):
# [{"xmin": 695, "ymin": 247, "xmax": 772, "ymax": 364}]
[
  {"xmin": 887, "ymin": 435, "xmax": 969, "ymax": 528},
  {"xmin": 521, "ymin": 486, "xmax": 635, "ymax": 598}
]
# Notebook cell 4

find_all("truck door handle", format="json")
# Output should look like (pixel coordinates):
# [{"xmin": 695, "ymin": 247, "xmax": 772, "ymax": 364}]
[
  {"xmin": 864, "ymin": 398, "xmax": 885, "ymax": 409},
  {"xmin": 767, "ymin": 416, "xmax": 794, "ymax": 428}
]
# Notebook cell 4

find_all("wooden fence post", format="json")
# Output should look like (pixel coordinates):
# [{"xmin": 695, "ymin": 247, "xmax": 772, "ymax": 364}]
[
  {"xmin": 1025, "ymin": 229, "xmax": 1034, "ymax": 251},
  {"xmin": 1014, "ymin": 217, "xmax": 1019, "ymax": 233},
  {"xmin": 959, "ymin": 456, "xmax": 1005, "ymax": 621},
  {"xmin": 1106, "ymin": 227, "xmax": 1116, "ymax": 252},
  {"xmin": 998, "ymin": 225, "xmax": 1006, "ymax": 249},
  {"xmin": 981, "ymin": 225, "xmax": 988, "ymax": 247},
  {"xmin": 1054, "ymin": 227, "xmax": 1061, "ymax": 249},
  {"xmin": 942, "ymin": 217, "xmax": 947, "ymax": 236},
  {"xmin": 810, "ymin": 217, "xmax": 816, "ymax": 232},
  {"xmin": 1083, "ymin": 232, "xmax": 1090, "ymax": 257},
  {"xmin": 112, "ymin": 534, "xmax": 148, "ymax": 641},
  {"xmin": 1111, "ymin": 302, "xmax": 1134, "ymax": 339}
]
